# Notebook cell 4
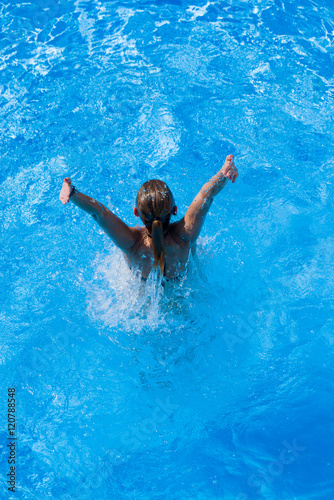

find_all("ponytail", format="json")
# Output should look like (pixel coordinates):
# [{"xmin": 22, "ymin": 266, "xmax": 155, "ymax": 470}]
[{"xmin": 151, "ymin": 220, "xmax": 165, "ymax": 277}]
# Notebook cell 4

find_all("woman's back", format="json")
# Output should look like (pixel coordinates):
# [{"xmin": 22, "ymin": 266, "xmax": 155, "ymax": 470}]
[{"xmin": 126, "ymin": 221, "xmax": 191, "ymax": 280}]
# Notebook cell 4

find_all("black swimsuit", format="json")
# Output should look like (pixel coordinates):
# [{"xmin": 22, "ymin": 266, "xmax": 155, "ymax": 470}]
[{"xmin": 141, "ymin": 271, "xmax": 181, "ymax": 284}]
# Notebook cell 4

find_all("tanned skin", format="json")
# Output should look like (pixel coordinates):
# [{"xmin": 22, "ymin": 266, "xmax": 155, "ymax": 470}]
[{"xmin": 59, "ymin": 155, "xmax": 239, "ymax": 279}]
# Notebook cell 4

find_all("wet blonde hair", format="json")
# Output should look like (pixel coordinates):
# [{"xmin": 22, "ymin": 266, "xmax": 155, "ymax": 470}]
[{"xmin": 136, "ymin": 179, "xmax": 175, "ymax": 277}]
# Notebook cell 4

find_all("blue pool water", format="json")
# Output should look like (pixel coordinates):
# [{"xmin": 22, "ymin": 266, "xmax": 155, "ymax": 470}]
[{"xmin": 1, "ymin": 0, "xmax": 334, "ymax": 498}]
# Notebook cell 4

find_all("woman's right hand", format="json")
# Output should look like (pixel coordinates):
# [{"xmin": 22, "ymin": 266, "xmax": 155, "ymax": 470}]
[
  {"xmin": 221, "ymin": 155, "xmax": 238, "ymax": 183},
  {"xmin": 59, "ymin": 177, "xmax": 72, "ymax": 205}
]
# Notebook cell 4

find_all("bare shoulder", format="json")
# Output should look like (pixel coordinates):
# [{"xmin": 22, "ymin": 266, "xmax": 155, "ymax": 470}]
[
  {"xmin": 126, "ymin": 226, "xmax": 146, "ymax": 253},
  {"xmin": 128, "ymin": 225, "xmax": 143, "ymax": 237},
  {"xmin": 168, "ymin": 219, "xmax": 189, "ymax": 245}
]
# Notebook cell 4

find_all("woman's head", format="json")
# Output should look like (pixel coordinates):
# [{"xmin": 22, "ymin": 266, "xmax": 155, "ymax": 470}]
[
  {"xmin": 134, "ymin": 179, "xmax": 177, "ymax": 276},
  {"xmin": 135, "ymin": 179, "xmax": 176, "ymax": 232}
]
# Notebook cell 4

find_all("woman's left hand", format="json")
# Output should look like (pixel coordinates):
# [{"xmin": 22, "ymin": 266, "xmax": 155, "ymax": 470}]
[{"xmin": 59, "ymin": 177, "xmax": 72, "ymax": 205}]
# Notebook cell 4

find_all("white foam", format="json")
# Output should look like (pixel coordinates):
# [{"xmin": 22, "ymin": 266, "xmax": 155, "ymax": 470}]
[{"xmin": 186, "ymin": 2, "xmax": 211, "ymax": 21}]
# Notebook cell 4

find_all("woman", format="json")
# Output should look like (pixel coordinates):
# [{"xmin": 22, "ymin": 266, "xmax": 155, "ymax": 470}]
[{"xmin": 59, "ymin": 155, "xmax": 238, "ymax": 280}]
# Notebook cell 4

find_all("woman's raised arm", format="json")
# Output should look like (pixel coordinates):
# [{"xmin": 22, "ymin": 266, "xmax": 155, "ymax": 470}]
[
  {"xmin": 59, "ymin": 178, "xmax": 137, "ymax": 253},
  {"xmin": 179, "ymin": 155, "xmax": 238, "ymax": 243}
]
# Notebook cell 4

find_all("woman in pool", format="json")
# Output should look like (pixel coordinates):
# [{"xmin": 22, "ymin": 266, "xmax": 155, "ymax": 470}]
[{"xmin": 59, "ymin": 154, "xmax": 238, "ymax": 280}]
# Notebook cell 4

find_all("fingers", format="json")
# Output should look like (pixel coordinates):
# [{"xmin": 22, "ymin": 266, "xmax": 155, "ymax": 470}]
[
  {"xmin": 223, "ymin": 155, "xmax": 239, "ymax": 183},
  {"xmin": 225, "ymin": 167, "xmax": 238, "ymax": 183},
  {"xmin": 226, "ymin": 167, "xmax": 237, "ymax": 179},
  {"xmin": 224, "ymin": 155, "xmax": 234, "ymax": 169},
  {"xmin": 60, "ymin": 178, "xmax": 71, "ymax": 204},
  {"xmin": 59, "ymin": 194, "xmax": 69, "ymax": 205}
]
